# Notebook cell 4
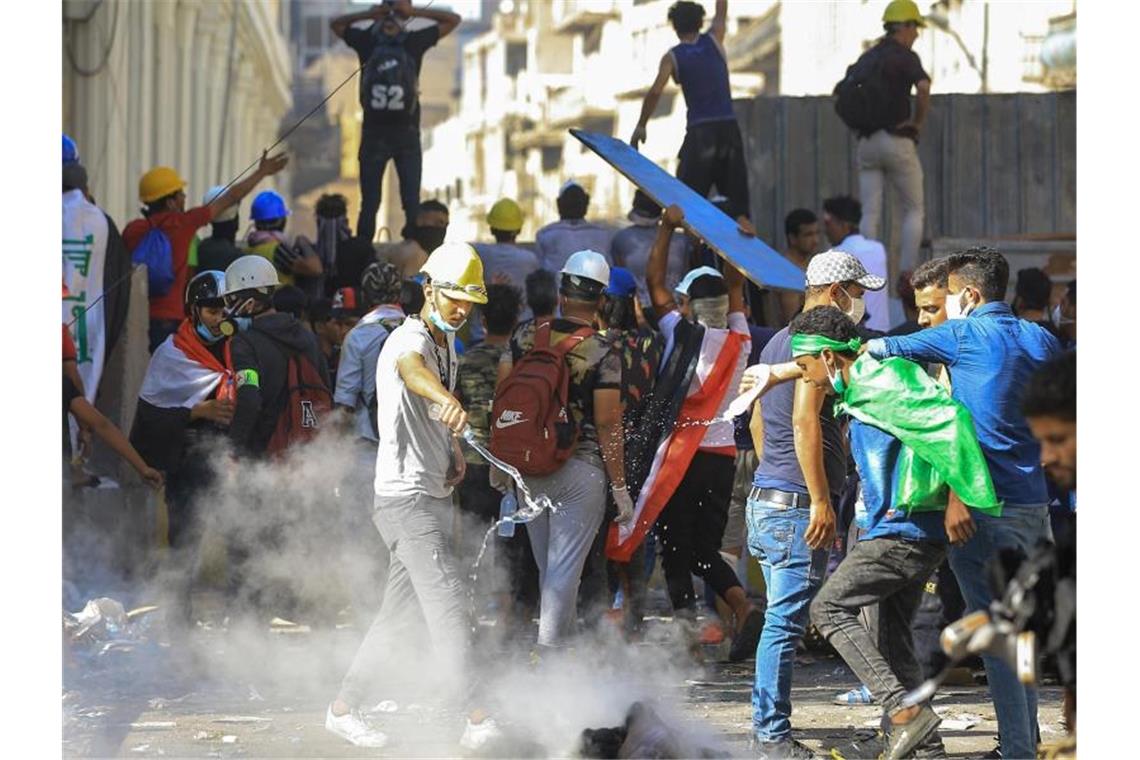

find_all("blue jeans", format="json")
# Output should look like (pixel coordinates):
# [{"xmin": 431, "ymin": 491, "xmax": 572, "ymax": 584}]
[
  {"xmin": 948, "ymin": 504, "xmax": 1053, "ymax": 759},
  {"xmin": 357, "ymin": 124, "xmax": 422, "ymax": 243},
  {"xmin": 746, "ymin": 499, "xmax": 830, "ymax": 741}
]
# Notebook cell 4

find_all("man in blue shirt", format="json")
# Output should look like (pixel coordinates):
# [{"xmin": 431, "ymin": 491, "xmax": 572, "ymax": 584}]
[
  {"xmin": 630, "ymin": 0, "xmax": 749, "ymax": 222},
  {"xmin": 790, "ymin": 305, "xmax": 1000, "ymax": 760},
  {"xmin": 865, "ymin": 247, "xmax": 1062, "ymax": 759}
]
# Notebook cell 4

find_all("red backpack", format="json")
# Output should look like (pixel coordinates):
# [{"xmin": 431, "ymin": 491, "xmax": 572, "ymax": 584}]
[
  {"xmin": 489, "ymin": 322, "xmax": 593, "ymax": 476},
  {"xmin": 265, "ymin": 351, "xmax": 333, "ymax": 456}
]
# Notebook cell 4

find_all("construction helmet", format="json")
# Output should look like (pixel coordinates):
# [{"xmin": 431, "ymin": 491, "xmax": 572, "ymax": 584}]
[
  {"xmin": 139, "ymin": 167, "xmax": 187, "ymax": 203},
  {"xmin": 185, "ymin": 270, "xmax": 227, "ymax": 312},
  {"xmin": 203, "ymin": 185, "xmax": 239, "ymax": 223},
  {"xmin": 882, "ymin": 0, "xmax": 926, "ymax": 27},
  {"xmin": 561, "ymin": 249, "xmax": 611, "ymax": 289},
  {"xmin": 63, "ymin": 134, "xmax": 79, "ymax": 165},
  {"xmin": 250, "ymin": 190, "xmax": 290, "ymax": 222},
  {"xmin": 224, "ymin": 255, "xmax": 280, "ymax": 296},
  {"xmin": 419, "ymin": 242, "xmax": 488, "ymax": 304},
  {"xmin": 486, "ymin": 198, "xmax": 523, "ymax": 232}
]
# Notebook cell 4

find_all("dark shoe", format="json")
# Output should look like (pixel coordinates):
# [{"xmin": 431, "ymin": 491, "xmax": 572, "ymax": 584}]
[
  {"xmin": 883, "ymin": 705, "xmax": 941, "ymax": 760},
  {"xmin": 755, "ymin": 736, "xmax": 818, "ymax": 759},
  {"xmin": 880, "ymin": 713, "xmax": 946, "ymax": 758},
  {"xmin": 729, "ymin": 609, "xmax": 764, "ymax": 662}
]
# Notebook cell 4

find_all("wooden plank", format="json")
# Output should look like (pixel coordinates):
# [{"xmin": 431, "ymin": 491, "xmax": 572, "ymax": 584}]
[
  {"xmin": 1055, "ymin": 90, "xmax": 1076, "ymax": 233},
  {"xmin": 571, "ymin": 129, "xmax": 807, "ymax": 291},
  {"xmin": 1017, "ymin": 94, "xmax": 1057, "ymax": 235},
  {"xmin": 983, "ymin": 94, "xmax": 1022, "ymax": 236},
  {"xmin": 947, "ymin": 94, "xmax": 986, "ymax": 237}
]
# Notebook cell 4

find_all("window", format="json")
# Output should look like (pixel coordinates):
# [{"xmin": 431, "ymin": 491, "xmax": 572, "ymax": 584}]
[
  {"xmin": 583, "ymin": 26, "xmax": 602, "ymax": 56},
  {"xmin": 541, "ymin": 146, "xmax": 561, "ymax": 173},
  {"xmin": 505, "ymin": 42, "xmax": 527, "ymax": 77}
]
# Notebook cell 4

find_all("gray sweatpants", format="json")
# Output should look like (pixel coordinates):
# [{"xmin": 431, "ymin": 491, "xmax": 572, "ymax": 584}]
[
  {"xmin": 338, "ymin": 492, "xmax": 469, "ymax": 708},
  {"xmin": 523, "ymin": 457, "xmax": 607, "ymax": 647}
]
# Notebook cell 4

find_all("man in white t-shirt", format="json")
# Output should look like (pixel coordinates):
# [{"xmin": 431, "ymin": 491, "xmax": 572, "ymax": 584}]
[
  {"xmin": 327, "ymin": 243, "xmax": 498, "ymax": 751},
  {"xmin": 619, "ymin": 203, "xmax": 762, "ymax": 660},
  {"xmin": 823, "ymin": 195, "xmax": 890, "ymax": 333}
]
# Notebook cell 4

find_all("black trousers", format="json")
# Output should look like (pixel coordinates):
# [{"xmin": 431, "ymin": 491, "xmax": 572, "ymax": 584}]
[
  {"xmin": 357, "ymin": 124, "xmax": 422, "ymax": 243},
  {"xmin": 676, "ymin": 119, "xmax": 751, "ymax": 221},
  {"xmin": 655, "ymin": 451, "xmax": 739, "ymax": 613}
]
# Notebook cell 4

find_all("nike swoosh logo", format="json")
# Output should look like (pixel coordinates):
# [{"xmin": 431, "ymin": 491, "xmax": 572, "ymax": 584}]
[{"xmin": 495, "ymin": 417, "xmax": 528, "ymax": 429}]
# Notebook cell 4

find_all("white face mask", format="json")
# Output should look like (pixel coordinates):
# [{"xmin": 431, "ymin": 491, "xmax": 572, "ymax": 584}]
[
  {"xmin": 945, "ymin": 289, "xmax": 975, "ymax": 320},
  {"xmin": 837, "ymin": 286, "xmax": 865, "ymax": 325}
]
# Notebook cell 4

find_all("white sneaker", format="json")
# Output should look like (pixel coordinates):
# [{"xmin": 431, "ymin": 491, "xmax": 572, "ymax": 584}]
[
  {"xmin": 459, "ymin": 717, "xmax": 502, "ymax": 751},
  {"xmin": 325, "ymin": 704, "xmax": 389, "ymax": 748}
]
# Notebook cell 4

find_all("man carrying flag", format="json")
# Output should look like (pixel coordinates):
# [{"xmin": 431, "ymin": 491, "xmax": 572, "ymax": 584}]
[
  {"xmin": 607, "ymin": 204, "xmax": 760, "ymax": 659},
  {"xmin": 788, "ymin": 305, "xmax": 1000, "ymax": 760},
  {"xmin": 130, "ymin": 271, "xmax": 237, "ymax": 629}
]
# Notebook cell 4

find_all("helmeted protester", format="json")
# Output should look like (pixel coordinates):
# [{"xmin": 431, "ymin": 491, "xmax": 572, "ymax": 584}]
[
  {"xmin": 534, "ymin": 181, "xmax": 614, "ymax": 273},
  {"xmin": 864, "ymin": 247, "xmax": 1063, "ymax": 759},
  {"xmin": 609, "ymin": 204, "xmax": 758, "ymax": 659},
  {"xmin": 580, "ymin": 266, "xmax": 664, "ymax": 637},
  {"xmin": 330, "ymin": 0, "xmax": 462, "ymax": 243},
  {"xmin": 792, "ymin": 305, "xmax": 999, "ymax": 760},
  {"xmin": 496, "ymin": 249, "xmax": 628, "ymax": 648},
  {"xmin": 835, "ymin": 0, "xmax": 931, "ymax": 278},
  {"xmin": 631, "ymin": 1, "xmax": 750, "ymax": 223},
  {"xmin": 328, "ymin": 242, "xmax": 499, "ymax": 750},
  {"xmin": 125, "ymin": 151, "xmax": 287, "ymax": 353},
  {"xmin": 609, "ymin": 190, "xmax": 693, "ymax": 317},
  {"xmin": 63, "ymin": 134, "xmax": 131, "ymax": 407},
  {"xmin": 130, "ymin": 271, "xmax": 237, "ymax": 626},
  {"xmin": 470, "ymin": 198, "xmax": 539, "ymax": 344},
  {"xmin": 196, "ymin": 185, "xmax": 244, "ymax": 274},
  {"xmin": 244, "ymin": 190, "xmax": 323, "ymax": 294}
]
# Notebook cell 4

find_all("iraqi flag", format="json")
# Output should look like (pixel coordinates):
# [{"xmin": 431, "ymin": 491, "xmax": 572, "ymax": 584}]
[
  {"xmin": 138, "ymin": 320, "xmax": 235, "ymax": 408},
  {"xmin": 606, "ymin": 325, "xmax": 748, "ymax": 562}
]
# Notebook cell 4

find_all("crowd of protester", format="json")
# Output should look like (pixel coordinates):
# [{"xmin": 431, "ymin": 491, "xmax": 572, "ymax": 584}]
[{"xmin": 63, "ymin": 0, "xmax": 1076, "ymax": 757}]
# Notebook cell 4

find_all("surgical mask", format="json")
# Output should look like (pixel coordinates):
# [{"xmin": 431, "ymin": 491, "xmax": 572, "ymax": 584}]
[
  {"xmin": 837, "ymin": 286, "xmax": 865, "ymax": 325},
  {"xmin": 824, "ymin": 356, "xmax": 848, "ymax": 396},
  {"xmin": 690, "ymin": 295, "xmax": 729, "ymax": 329},
  {"xmin": 945, "ymin": 289, "xmax": 975, "ymax": 320},
  {"xmin": 196, "ymin": 322, "xmax": 224, "ymax": 344},
  {"xmin": 410, "ymin": 225, "xmax": 447, "ymax": 254},
  {"xmin": 427, "ymin": 291, "xmax": 465, "ymax": 333}
]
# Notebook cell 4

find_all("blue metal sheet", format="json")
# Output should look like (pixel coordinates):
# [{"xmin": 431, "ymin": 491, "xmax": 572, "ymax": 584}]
[{"xmin": 571, "ymin": 129, "xmax": 805, "ymax": 292}]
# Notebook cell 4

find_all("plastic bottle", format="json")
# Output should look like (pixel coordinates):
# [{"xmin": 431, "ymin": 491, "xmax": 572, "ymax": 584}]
[{"xmin": 498, "ymin": 492, "xmax": 518, "ymax": 537}]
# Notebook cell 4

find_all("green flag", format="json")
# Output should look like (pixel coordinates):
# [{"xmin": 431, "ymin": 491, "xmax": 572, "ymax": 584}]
[{"xmin": 837, "ymin": 355, "xmax": 1001, "ymax": 516}]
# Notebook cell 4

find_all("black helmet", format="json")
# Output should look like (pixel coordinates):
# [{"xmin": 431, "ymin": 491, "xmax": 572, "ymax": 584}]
[{"xmin": 185, "ymin": 270, "xmax": 227, "ymax": 313}]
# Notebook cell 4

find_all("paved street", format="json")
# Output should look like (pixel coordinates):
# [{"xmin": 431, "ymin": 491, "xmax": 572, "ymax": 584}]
[{"xmin": 63, "ymin": 611, "xmax": 1064, "ymax": 758}]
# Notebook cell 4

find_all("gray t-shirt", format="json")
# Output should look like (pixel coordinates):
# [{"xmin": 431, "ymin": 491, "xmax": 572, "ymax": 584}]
[
  {"xmin": 373, "ymin": 316, "xmax": 459, "ymax": 499},
  {"xmin": 534, "ymin": 219, "xmax": 614, "ymax": 273},
  {"xmin": 609, "ymin": 224, "xmax": 692, "ymax": 306},
  {"xmin": 473, "ymin": 242, "xmax": 540, "ymax": 320},
  {"xmin": 752, "ymin": 327, "xmax": 847, "ymax": 497}
]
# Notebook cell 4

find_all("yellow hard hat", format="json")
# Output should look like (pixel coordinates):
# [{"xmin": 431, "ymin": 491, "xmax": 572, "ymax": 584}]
[
  {"xmin": 139, "ymin": 166, "xmax": 187, "ymax": 203},
  {"xmin": 420, "ymin": 242, "xmax": 488, "ymax": 304},
  {"xmin": 883, "ymin": 0, "xmax": 926, "ymax": 26},
  {"xmin": 486, "ymin": 198, "xmax": 523, "ymax": 232}
]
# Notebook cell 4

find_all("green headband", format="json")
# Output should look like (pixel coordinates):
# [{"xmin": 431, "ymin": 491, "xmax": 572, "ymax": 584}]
[{"xmin": 790, "ymin": 333, "xmax": 863, "ymax": 358}]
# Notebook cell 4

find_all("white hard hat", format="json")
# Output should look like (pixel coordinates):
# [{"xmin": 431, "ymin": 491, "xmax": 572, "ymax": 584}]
[
  {"xmin": 561, "ymin": 249, "xmax": 610, "ymax": 289},
  {"xmin": 675, "ymin": 266, "xmax": 723, "ymax": 297},
  {"xmin": 203, "ymin": 185, "xmax": 238, "ymax": 223},
  {"xmin": 224, "ymin": 255, "xmax": 279, "ymax": 295}
]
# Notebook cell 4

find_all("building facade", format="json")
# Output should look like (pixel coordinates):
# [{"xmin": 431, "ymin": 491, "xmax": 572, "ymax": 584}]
[
  {"xmin": 63, "ymin": 0, "xmax": 294, "ymax": 228},
  {"xmin": 423, "ymin": 0, "xmax": 1076, "ymax": 244}
]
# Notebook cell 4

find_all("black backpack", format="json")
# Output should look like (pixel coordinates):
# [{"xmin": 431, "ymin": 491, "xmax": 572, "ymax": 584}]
[
  {"xmin": 359, "ymin": 30, "xmax": 419, "ymax": 121},
  {"xmin": 833, "ymin": 42, "xmax": 894, "ymax": 136}
]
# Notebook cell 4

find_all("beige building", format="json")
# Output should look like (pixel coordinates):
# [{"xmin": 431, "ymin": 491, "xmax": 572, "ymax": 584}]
[
  {"xmin": 62, "ymin": 0, "xmax": 293, "ymax": 228},
  {"xmin": 423, "ymin": 0, "xmax": 1076, "ymax": 244}
]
